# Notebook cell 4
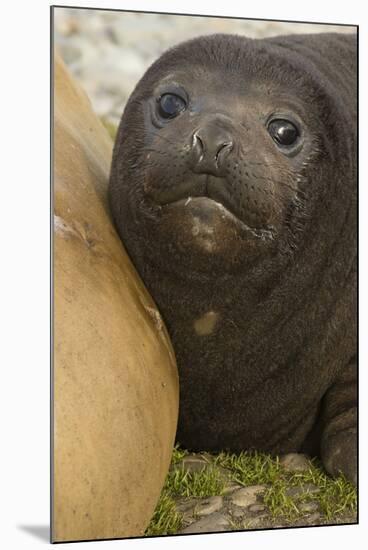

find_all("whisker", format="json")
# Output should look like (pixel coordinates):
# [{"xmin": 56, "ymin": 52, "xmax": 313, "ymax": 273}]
[{"xmin": 251, "ymin": 176, "xmax": 299, "ymax": 194}]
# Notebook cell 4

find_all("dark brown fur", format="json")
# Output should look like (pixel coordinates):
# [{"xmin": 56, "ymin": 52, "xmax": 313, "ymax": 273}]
[{"xmin": 109, "ymin": 33, "xmax": 357, "ymax": 484}]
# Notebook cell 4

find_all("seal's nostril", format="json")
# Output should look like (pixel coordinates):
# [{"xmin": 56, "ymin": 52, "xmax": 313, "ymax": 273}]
[
  {"xmin": 193, "ymin": 132, "xmax": 205, "ymax": 163},
  {"xmin": 191, "ymin": 126, "xmax": 234, "ymax": 175},
  {"xmin": 215, "ymin": 141, "xmax": 233, "ymax": 163}
]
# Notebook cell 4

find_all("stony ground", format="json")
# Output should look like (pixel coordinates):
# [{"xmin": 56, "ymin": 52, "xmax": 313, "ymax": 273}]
[
  {"xmin": 145, "ymin": 449, "xmax": 357, "ymax": 536},
  {"xmin": 53, "ymin": 7, "xmax": 355, "ymax": 126}
]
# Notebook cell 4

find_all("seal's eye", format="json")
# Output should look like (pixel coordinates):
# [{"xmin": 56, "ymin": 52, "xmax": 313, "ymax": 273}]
[
  {"xmin": 268, "ymin": 119, "xmax": 299, "ymax": 147},
  {"xmin": 158, "ymin": 93, "xmax": 186, "ymax": 119}
]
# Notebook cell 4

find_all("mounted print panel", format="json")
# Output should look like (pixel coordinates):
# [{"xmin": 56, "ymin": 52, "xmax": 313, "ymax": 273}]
[{"xmin": 52, "ymin": 6, "xmax": 357, "ymax": 543}]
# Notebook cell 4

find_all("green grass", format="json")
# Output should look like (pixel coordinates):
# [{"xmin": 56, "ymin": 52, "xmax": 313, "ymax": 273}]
[
  {"xmin": 262, "ymin": 471, "xmax": 357, "ymax": 521},
  {"xmin": 214, "ymin": 450, "xmax": 282, "ymax": 486},
  {"xmin": 145, "ymin": 492, "xmax": 183, "ymax": 536},
  {"xmin": 164, "ymin": 444, "xmax": 226, "ymax": 497},
  {"xmin": 303, "ymin": 465, "xmax": 357, "ymax": 520},
  {"xmin": 171, "ymin": 443, "xmax": 189, "ymax": 465},
  {"xmin": 216, "ymin": 451, "xmax": 356, "ymax": 522},
  {"xmin": 145, "ymin": 447, "xmax": 357, "ymax": 536},
  {"xmin": 145, "ymin": 446, "xmax": 225, "ymax": 536},
  {"xmin": 166, "ymin": 463, "xmax": 226, "ymax": 498}
]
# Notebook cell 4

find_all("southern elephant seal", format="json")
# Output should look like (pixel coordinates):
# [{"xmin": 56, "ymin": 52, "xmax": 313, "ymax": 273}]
[{"xmin": 109, "ymin": 32, "xmax": 357, "ymax": 484}]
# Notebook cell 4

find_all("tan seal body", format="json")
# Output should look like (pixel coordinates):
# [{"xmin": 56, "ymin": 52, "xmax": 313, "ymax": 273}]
[{"xmin": 53, "ymin": 54, "xmax": 179, "ymax": 543}]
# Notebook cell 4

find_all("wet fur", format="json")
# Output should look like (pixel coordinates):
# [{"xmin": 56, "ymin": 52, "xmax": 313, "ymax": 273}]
[{"xmin": 109, "ymin": 33, "xmax": 357, "ymax": 484}]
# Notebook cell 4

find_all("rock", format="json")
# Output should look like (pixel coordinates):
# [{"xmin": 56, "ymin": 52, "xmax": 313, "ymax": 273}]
[
  {"xmin": 53, "ymin": 54, "xmax": 179, "ymax": 543},
  {"xmin": 56, "ymin": 41, "xmax": 83, "ymax": 65},
  {"xmin": 176, "ymin": 454, "xmax": 210, "ymax": 473},
  {"xmin": 230, "ymin": 485, "xmax": 266, "ymax": 507},
  {"xmin": 231, "ymin": 507, "xmax": 246, "ymax": 519},
  {"xmin": 223, "ymin": 483, "xmax": 244, "ymax": 494},
  {"xmin": 175, "ymin": 497, "xmax": 197, "ymax": 514},
  {"xmin": 179, "ymin": 512, "xmax": 230, "ymax": 534},
  {"xmin": 195, "ymin": 496, "xmax": 223, "ymax": 517},
  {"xmin": 175, "ymin": 498, "xmax": 197, "ymax": 515},
  {"xmin": 279, "ymin": 453, "xmax": 311, "ymax": 472},
  {"xmin": 302, "ymin": 512, "xmax": 321, "ymax": 525},
  {"xmin": 174, "ymin": 498, "xmax": 198, "ymax": 524},
  {"xmin": 285, "ymin": 483, "xmax": 320, "ymax": 498},
  {"xmin": 299, "ymin": 501, "xmax": 319, "ymax": 513},
  {"xmin": 303, "ymin": 482, "xmax": 320, "ymax": 494},
  {"xmin": 243, "ymin": 517, "xmax": 273, "ymax": 529},
  {"xmin": 55, "ymin": 12, "xmax": 80, "ymax": 36},
  {"xmin": 285, "ymin": 486, "xmax": 301, "ymax": 498},
  {"xmin": 248, "ymin": 504, "xmax": 266, "ymax": 513},
  {"xmin": 293, "ymin": 511, "xmax": 322, "ymax": 527}
]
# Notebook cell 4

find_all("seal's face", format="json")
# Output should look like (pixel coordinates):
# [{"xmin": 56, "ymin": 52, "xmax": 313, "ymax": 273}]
[
  {"xmin": 142, "ymin": 70, "xmax": 313, "ymax": 261},
  {"xmin": 110, "ymin": 35, "xmax": 329, "ymax": 276}
]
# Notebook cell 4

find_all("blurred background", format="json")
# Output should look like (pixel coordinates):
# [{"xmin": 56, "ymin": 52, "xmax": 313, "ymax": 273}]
[{"xmin": 53, "ymin": 7, "xmax": 356, "ymax": 129}]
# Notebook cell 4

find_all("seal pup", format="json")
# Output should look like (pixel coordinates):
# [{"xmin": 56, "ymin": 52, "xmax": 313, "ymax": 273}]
[{"xmin": 109, "ymin": 33, "xmax": 357, "ymax": 484}]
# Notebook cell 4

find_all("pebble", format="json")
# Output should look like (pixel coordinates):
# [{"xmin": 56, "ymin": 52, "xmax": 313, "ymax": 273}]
[
  {"xmin": 175, "ymin": 498, "xmax": 197, "ymax": 515},
  {"xmin": 223, "ymin": 482, "xmax": 244, "ymax": 494},
  {"xmin": 231, "ymin": 507, "xmax": 246, "ymax": 519},
  {"xmin": 173, "ymin": 454, "xmax": 210, "ymax": 473},
  {"xmin": 243, "ymin": 516, "xmax": 273, "ymax": 529},
  {"xmin": 248, "ymin": 503, "xmax": 266, "ymax": 513},
  {"xmin": 299, "ymin": 501, "xmax": 319, "ymax": 513},
  {"xmin": 179, "ymin": 512, "xmax": 230, "ymax": 534},
  {"xmin": 279, "ymin": 453, "xmax": 311, "ymax": 472},
  {"xmin": 230, "ymin": 485, "xmax": 266, "ymax": 507},
  {"xmin": 286, "ymin": 483, "xmax": 320, "ymax": 498},
  {"xmin": 292, "ymin": 511, "xmax": 322, "ymax": 527},
  {"xmin": 195, "ymin": 496, "xmax": 223, "ymax": 517},
  {"xmin": 302, "ymin": 512, "xmax": 321, "ymax": 525}
]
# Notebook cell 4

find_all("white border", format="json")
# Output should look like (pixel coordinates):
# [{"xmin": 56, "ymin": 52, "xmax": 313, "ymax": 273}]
[{"xmin": 0, "ymin": 1, "xmax": 366, "ymax": 548}]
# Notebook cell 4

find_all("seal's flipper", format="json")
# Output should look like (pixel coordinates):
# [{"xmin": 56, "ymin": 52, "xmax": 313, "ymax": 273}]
[{"xmin": 320, "ymin": 356, "xmax": 357, "ymax": 485}]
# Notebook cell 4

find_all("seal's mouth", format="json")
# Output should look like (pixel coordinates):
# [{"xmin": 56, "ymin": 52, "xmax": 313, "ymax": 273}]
[
  {"xmin": 148, "ymin": 174, "xmax": 277, "ymax": 241},
  {"xmin": 162, "ymin": 196, "xmax": 276, "ymax": 241},
  {"xmin": 157, "ymin": 174, "xmax": 227, "ymax": 205}
]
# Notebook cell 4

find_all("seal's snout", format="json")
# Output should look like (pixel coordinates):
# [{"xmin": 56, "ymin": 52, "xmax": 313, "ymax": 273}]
[{"xmin": 191, "ymin": 123, "xmax": 233, "ymax": 176}]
